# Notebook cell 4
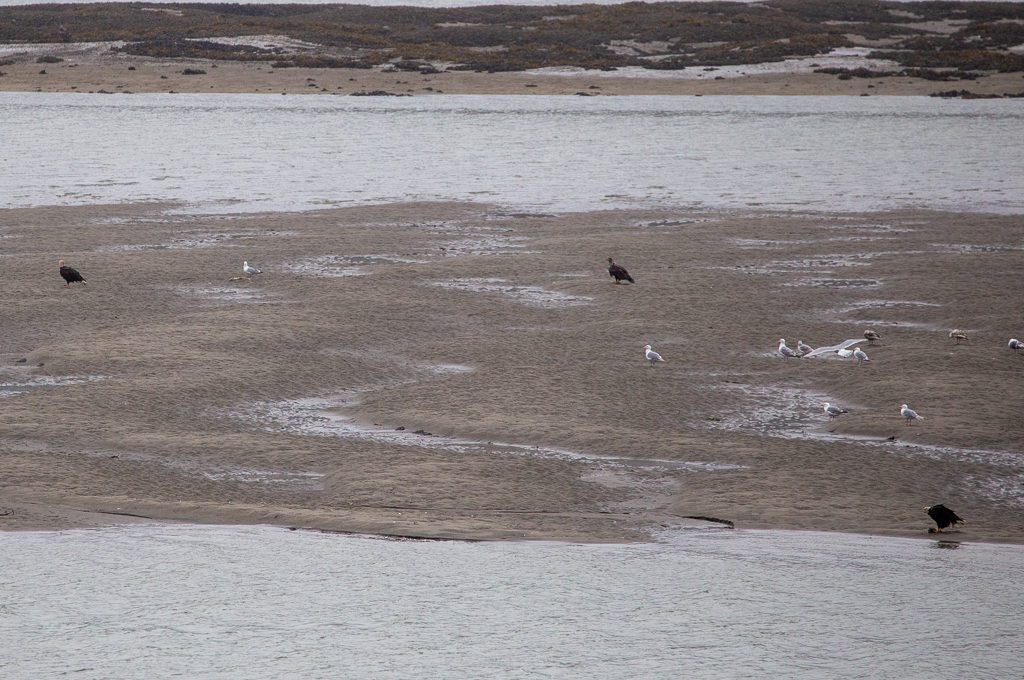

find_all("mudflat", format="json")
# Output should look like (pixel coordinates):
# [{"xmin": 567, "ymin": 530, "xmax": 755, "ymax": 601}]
[{"xmin": 1, "ymin": 201, "xmax": 1022, "ymax": 541}]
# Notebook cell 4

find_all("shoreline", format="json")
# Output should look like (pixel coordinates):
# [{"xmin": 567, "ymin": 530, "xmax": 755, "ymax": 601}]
[{"xmin": 2, "ymin": 43, "xmax": 1023, "ymax": 97}]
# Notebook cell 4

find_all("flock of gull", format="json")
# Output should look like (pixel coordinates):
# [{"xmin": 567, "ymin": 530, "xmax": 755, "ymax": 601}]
[{"xmin": 771, "ymin": 328, "xmax": 1022, "ymax": 427}]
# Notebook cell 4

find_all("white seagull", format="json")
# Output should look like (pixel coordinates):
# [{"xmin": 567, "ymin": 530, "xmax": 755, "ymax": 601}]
[
  {"xmin": 854, "ymin": 348, "xmax": 870, "ymax": 364},
  {"xmin": 243, "ymin": 260, "xmax": 262, "ymax": 278},
  {"xmin": 948, "ymin": 329, "xmax": 969, "ymax": 345},
  {"xmin": 1009, "ymin": 338, "xmax": 1024, "ymax": 353},
  {"xmin": 837, "ymin": 347, "xmax": 855, "ymax": 358},
  {"xmin": 823, "ymin": 402, "xmax": 848, "ymax": 420},
  {"xmin": 778, "ymin": 339, "xmax": 800, "ymax": 358},
  {"xmin": 644, "ymin": 344, "xmax": 665, "ymax": 366},
  {"xmin": 797, "ymin": 340, "xmax": 814, "ymax": 356},
  {"xmin": 901, "ymin": 404, "xmax": 923, "ymax": 425}
]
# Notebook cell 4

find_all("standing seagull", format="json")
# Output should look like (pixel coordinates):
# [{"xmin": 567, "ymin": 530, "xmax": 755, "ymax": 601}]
[
  {"xmin": 823, "ymin": 402, "xmax": 848, "ymax": 420},
  {"xmin": 607, "ymin": 258, "xmax": 634, "ymax": 284},
  {"xmin": 864, "ymin": 329, "xmax": 882, "ymax": 345},
  {"xmin": 243, "ymin": 261, "xmax": 262, "ymax": 278},
  {"xmin": 853, "ymin": 348, "xmax": 870, "ymax": 364},
  {"xmin": 643, "ymin": 344, "xmax": 665, "ymax": 366},
  {"xmin": 900, "ymin": 404, "xmax": 923, "ymax": 425},
  {"xmin": 948, "ymin": 329, "xmax": 969, "ymax": 345},
  {"xmin": 1009, "ymin": 338, "xmax": 1024, "ymax": 353},
  {"xmin": 58, "ymin": 259, "xmax": 86, "ymax": 287},
  {"xmin": 797, "ymin": 340, "xmax": 814, "ymax": 356},
  {"xmin": 778, "ymin": 339, "xmax": 800, "ymax": 358},
  {"xmin": 926, "ymin": 504, "xmax": 964, "ymax": 534}
]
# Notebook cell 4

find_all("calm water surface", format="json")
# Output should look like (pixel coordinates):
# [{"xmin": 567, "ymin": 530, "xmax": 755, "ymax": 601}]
[
  {"xmin": 2, "ymin": 524, "xmax": 1022, "ymax": 679},
  {"xmin": 2, "ymin": 93, "xmax": 1022, "ymax": 214}
]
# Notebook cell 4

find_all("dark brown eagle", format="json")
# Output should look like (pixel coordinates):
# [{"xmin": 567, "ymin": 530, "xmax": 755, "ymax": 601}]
[
  {"xmin": 926, "ymin": 504, "xmax": 964, "ymax": 533},
  {"xmin": 607, "ymin": 257, "xmax": 634, "ymax": 284},
  {"xmin": 59, "ymin": 259, "xmax": 86, "ymax": 287}
]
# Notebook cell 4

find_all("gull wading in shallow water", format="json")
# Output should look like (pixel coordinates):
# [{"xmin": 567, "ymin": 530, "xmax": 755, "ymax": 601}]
[
  {"xmin": 243, "ymin": 261, "xmax": 262, "ymax": 278},
  {"xmin": 644, "ymin": 344, "xmax": 664, "ymax": 366},
  {"xmin": 901, "ymin": 404, "xmax": 923, "ymax": 425},
  {"xmin": 823, "ymin": 402, "xmax": 848, "ymax": 420},
  {"xmin": 948, "ymin": 329, "xmax": 969, "ymax": 345},
  {"xmin": 778, "ymin": 339, "xmax": 800, "ymax": 358},
  {"xmin": 797, "ymin": 340, "xmax": 814, "ymax": 356},
  {"xmin": 926, "ymin": 504, "xmax": 964, "ymax": 534},
  {"xmin": 854, "ymin": 348, "xmax": 870, "ymax": 364},
  {"xmin": 58, "ymin": 259, "xmax": 86, "ymax": 287},
  {"xmin": 864, "ymin": 329, "xmax": 882, "ymax": 345}
]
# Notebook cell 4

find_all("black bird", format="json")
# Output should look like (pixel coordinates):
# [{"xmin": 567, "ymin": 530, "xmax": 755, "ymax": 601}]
[
  {"xmin": 58, "ymin": 259, "xmax": 86, "ymax": 287},
  {"xmin": 607, "ymin": 257, "xmax": 634, "ymax": 284},
  {"xmin": 926, "ymin": 504, "xmax": 964, "ymax": 533}
]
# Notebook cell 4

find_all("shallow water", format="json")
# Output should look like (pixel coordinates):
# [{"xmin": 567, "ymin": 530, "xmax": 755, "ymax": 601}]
[
  {"xmin": 2, "ymin": 524, "xmax": 1022, "ymax": 679},
  {"xmin": 2, "ymin": 93, "xmax": 1022, "ymax": 214}
]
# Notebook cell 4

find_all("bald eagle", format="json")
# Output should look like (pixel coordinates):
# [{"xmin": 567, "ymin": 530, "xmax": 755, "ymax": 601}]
[
  {"xmin": 58, "ymin": 259, "xmax": 86, "ymax": 287},
  {"xmin": 926, "ymin": 504, "xmax": 964, "ymax": 533},
  {"xmin": 607, "ymin": 258, "xmax": 634, "ymax": 284}
]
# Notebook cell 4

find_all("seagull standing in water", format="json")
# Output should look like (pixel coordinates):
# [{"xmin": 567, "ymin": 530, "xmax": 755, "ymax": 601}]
[
  {"xmin": 644, "ymin": 344, "xmax": 665, "ymax": 366},
  {"xmin": 1009, "ymin": 338, "xmax": 1024, "ymax": 353},
  {"xmin": 948, "ymin": 329, "xmax": 969, "ymax": 345},
  {"xmin": 823, "ymin": 402, "xmax": 848, "ymax": 420},
  {"xmin": 864, "ymin": 329, "xmax": 882, "ymax": 345},
  {"xmin": 243, "ymin": 261, "xmax": 262, "ymax": 278},
  {"xmin": 854, "ymin": 348, "xmax": 870, "ymax": 364},
  {"xmin": 901, "ymin": 404, "xmax": 923, "ymax": 425},
  {"xmin": 778, "ymin": 339, "xmax": 800, "ymax": 358},
  {"xmin": 797, "ymin": 340, "xmax": 814, "ymax": 356}
]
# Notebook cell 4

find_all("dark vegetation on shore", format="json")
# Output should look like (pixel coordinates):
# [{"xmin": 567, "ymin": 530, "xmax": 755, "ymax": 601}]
[{"xmin": 1, "ymin": 1, "xmax": 1023, "ymax": 75}]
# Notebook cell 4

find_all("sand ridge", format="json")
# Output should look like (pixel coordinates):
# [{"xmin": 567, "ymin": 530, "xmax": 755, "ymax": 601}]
[{"xmin": 1, "ymin": 201, "xmax": 1022, "ymax": 542}]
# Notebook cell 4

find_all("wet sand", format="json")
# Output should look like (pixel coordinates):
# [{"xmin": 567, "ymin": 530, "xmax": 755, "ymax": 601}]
[
  {"xmin": 3, "ymin": 41, "xmax": 1023, "ymax": 97},
  {"xmin": 1, "ymin": 201, "xmax": 1022, "ymax": 542}
]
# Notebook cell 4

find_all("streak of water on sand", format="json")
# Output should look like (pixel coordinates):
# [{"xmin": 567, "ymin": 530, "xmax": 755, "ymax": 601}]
[
  {"xmin": 431, "ymin": 278, "xmax": 593, "ymax": 308},
  {"xmin": 232, "ymin": 362, "xmax": 741, "ymax": 474},
  {"xmin": 97, "ymin": 229, "xmax": 295, "ymax": 252},
  {"xmin": 932, "ymin": 243, "xmax": 1024, "ymax": 254},
  {"xmin": 282, "ymin": 254, "xmax": 430, "ymax": 278},
  {"xmin": 829, "ymin": 299, "xmax": 944, "ymax": 314},
  {"xmin": 708, "ymin": 383, "xmax": 1024, "ymax": 502},
  {"xmin": 784, "ymin": 277, "xmax": 881, "ymax": 288},
  {"xmin": 0, "ymin": 370, "xmax": 105, "ymax": 398},
  {"xmin": 241, "ymin": 392, "xmax": 741, "ymax": 473},
  {"xmin": 0, "ymin": 372, "xmax": 103, "ymax": 399},
  {"xmin": 201, "ymin": 468, "xmax": 325, "ymax": 487},
  {"xmin": 174, "ymin": 285, "xmax": 273, "ymax": 304}
]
